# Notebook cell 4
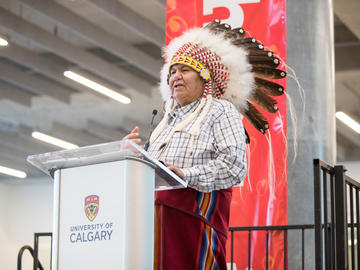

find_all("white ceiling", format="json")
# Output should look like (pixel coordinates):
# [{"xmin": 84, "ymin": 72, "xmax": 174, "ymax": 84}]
[{"xmin": 0, "ymin": 0, "xmax": 359, "ymax": 181}]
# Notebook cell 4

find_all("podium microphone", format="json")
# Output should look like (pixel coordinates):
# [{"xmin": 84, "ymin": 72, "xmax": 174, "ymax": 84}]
[{"xmin": 144, "ymin": 109, "xmax": 158, "ymax": 151}]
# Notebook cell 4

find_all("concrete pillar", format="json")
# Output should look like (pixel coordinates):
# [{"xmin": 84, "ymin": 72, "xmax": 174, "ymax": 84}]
[{"xmin": 286, "ymin": 0, "xmax": 336, "ymax": 269}]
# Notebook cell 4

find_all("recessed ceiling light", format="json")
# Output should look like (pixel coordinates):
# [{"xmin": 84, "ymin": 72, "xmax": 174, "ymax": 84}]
[
  {"xmin": 336, "ymin": 111, "xmax": 360, "ymax": 134},
  {"xmin": 0, "ymin": 165, "xmax": 26, "ymax": 178},
  {"xmin": 64, "ymin": 70, "xmax": 131, "ymax": 104},
  {"xmin": 32, "ymin": 131, "xmax": 79, "ymax": 149}
]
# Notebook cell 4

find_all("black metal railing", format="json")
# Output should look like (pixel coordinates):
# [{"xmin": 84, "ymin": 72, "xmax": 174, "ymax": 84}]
[
  {"xmin": 17, "ymin": 246, "xmax": 45, "ymax": 270},
  {"xmin": 228, "ymin": 224, "xmax": 314, "ymax": 270},
  {"xmin": 228, "ymin": 159, "xmax": 359, "ymax": 270},
  {"xmin": 17, "ymin": 232, "xmax": 52, "ymax": 270},
  {"xmin": 314, "ymin": 159, "xmax": 335, "ymax": 270},
  {"xmin": 337, "ymin": 166, "xmax": 360, "ymax": 270},
  {"xmin": 314, "ymin": 159, "xmax": 360, "ymax": 270}
]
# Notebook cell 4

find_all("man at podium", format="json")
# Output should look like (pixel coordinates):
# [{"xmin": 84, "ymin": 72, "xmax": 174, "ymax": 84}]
[
  {"xmin": 124, "ymin": 22, "xmax": 248, "ymax": 269},
  {"xmin": 124, "ymin": 20, "xmax": 285, "ymax": 269}
]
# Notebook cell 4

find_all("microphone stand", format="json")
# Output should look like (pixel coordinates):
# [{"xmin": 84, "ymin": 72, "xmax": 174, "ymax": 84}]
[{"xmin": 144, "ymin": 109, "xmax": 157, "ymax": 151}]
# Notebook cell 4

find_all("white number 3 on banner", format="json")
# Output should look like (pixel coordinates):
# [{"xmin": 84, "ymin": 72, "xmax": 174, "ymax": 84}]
[{"xmin": 203, "ymin": 0, "xmax": 261, "ymax": 27}]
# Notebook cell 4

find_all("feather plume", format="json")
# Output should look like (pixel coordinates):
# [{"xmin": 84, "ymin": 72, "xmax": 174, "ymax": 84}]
[
  {"xmin": 233, "ymin": 37, "xmax": 260, "ymax": 45},
  {"xmin": 206, "ymin": 21, "xmax": 246, "ymax": 42},
  {"xmin": 204, "ymin": 20, "xmax": 221, "ymax": 30},
  {"xmin": 254, "ymin": 78, "xmax": 284, "ymax": 96},
  {"xmin": 249, "ymin": 89, "xmax": 278, "ymax": 113},
  {"xmin": 249, "ymin": 55, "xmax": 280, "ymax": 68},
  {"xmin": 224, "ymin": 27, "xmax": 246, "ymax": 41},
  {"xmin": 248, "ymin": 50, "xmax": 274, "ymax": 57},
  {"xmin": 242, "ymin": 102, "xmax": 269, "ymax": 134},
  {"xmin": 204, "ymin": 20, "xmax": 231, "ymax": 34},
  {"xmin": 252, "ymin": 67, "xmax": 286, "ymax": 79},
  {"xmin": 205, "ymin": 20, "xmax": 287, "ymax": 134},
  {"xmin": 233, "ymin": 39, "xmax": 264, "ymax": 50}
]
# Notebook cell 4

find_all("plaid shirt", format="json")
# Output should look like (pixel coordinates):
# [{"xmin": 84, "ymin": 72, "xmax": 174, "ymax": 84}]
[{"xmin": 148, "ymin": 98, "xmax": 247, "ymax": 192}]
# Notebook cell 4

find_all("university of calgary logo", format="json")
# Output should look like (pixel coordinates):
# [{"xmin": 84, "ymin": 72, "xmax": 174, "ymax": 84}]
[{"xmin": 84, "ymin": 195, "xmax": 99, "ymax": 222}]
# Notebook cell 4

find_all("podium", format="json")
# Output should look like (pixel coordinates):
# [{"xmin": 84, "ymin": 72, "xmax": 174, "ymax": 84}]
[{"xmin": 27, "ymin": 140, "xmax": 187, "ymax": 270}]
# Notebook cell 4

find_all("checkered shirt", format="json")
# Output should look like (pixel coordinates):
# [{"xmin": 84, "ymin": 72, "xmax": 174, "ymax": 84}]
[{"xmin": 148, "ymin": 98, "xmax": 247, "ymax": 192}]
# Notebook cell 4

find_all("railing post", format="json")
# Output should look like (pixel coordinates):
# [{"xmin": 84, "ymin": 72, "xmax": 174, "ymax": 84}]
[
  {"xmin": 33, "ymin": 233, "xmax": 39, "ymax": 270},
  {"xmin": 334, "ymin": 165, "xmax": 347, "ymax": 270},
  {"xmin": 313, "ymin": 159, "xmax": 323, "ymax": 270}
]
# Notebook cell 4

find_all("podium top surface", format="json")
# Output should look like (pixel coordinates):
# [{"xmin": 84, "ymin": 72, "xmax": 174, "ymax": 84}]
[{"xmin": 27, "ymin": 140, "xmax": 187, "ymax": 190}]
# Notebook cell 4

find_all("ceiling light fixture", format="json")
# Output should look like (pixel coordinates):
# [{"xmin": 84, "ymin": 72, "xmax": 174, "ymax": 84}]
[
  {"xmin": 336, "ymin": 111, "xmax": 360, "ymax": 134},
  {"xmin": 32, "ymin": 131, "xmax": 79, "ymax": 149},
  {"xmin": 0, "ymin": 165, "xmax": 27, "ymax": 178},
  {"xmin": 63, "ymin": 71, "xmax": 131, "ymax": 104},
  {"xmin": 0, "ymin": 36, "xmax": 8, "ymax": 47}
]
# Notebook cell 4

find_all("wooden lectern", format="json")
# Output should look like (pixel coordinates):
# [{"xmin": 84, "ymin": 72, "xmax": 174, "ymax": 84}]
[{"xmin": 28, "ymin": 140, "xmax": 186, "ymax": 270}]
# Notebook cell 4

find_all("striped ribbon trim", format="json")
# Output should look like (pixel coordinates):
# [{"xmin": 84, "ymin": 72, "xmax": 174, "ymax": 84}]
[
  {"xmin": 194, "ymin": 191, "xmax": 218, "ymax": 223},
  {"xmin": 196, "ymin": 223, "xmax": 219, "ymax": 270}
]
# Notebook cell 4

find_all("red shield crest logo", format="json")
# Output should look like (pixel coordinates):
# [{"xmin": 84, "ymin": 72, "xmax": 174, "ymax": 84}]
[{"xmin": 84, "ymin": 195, "xmax": 99, "ymax": 222}]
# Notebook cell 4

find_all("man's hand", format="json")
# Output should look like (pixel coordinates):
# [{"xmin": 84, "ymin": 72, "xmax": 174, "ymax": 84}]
[
  {"xmin": 122, "ymin": 126, "xmax": 142, "ymax": 145},
  {"xmin": 164, "ymin": 162, "xmax": 184, "ymax": 179}
]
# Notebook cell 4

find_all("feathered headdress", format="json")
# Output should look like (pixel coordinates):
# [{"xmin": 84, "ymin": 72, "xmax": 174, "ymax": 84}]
[{"xmin": 151, "ymin": 20, "xmax": 286, "ymax": 145}]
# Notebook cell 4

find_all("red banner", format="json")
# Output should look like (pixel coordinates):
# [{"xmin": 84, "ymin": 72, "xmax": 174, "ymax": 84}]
[{"xmin": 165, "ymin": 1, "xmax": 287, "ymax": 269}]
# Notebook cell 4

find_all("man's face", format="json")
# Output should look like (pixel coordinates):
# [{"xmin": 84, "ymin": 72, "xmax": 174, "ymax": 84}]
[{"xmin": 169, "ymin": 64, "xmax": 204, "ymax": 107}]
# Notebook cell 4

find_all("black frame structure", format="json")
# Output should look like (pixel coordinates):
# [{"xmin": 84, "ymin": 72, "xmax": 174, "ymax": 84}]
[
  {"xmin": 228, "ymin": 224, "xmax": 314, "ymax": 270},
  {"xmin": 314, "ymin": 159, "xmax": 359, "ymax": 270},
  {"xmin": 228, "ymin": 159, "xmax": 359, "ymax": 270},
  {"xmin": 17, "ymin": 232, "xmax": 52, "ymax": 270}
]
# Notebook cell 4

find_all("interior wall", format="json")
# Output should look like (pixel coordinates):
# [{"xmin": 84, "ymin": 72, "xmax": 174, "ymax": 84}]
[
  {"xmin": 0, "ymin": 177, "xmax": 53, "ymax": 270},
  {"xmin": 342, "ymin": 160, "xmax": 360, "ymax": 181},
  {"xmin": 0, "ymin": 182, "xmax": 11, "ymax": 269}
]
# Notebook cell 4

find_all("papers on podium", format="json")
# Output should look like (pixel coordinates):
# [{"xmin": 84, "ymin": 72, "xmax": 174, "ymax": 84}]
[{"xmin": 27, "ymin": 140, "xmax": 187, "ymax": 190}]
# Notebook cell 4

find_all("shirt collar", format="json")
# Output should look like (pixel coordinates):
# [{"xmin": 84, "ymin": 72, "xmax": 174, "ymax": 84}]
[{"xmin": 169, "ymin": 98, "xmax": 201, "ymax": 119}]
